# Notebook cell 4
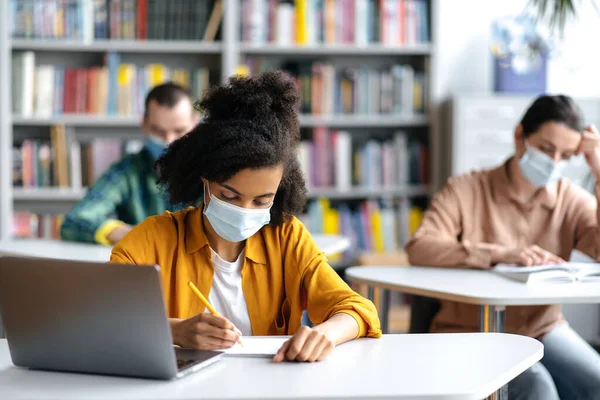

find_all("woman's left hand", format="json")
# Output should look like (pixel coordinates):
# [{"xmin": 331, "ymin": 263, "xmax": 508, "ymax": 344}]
[
  {"xmin": 273, "ymin": 326, "xmax": 335, "ymax": 363},
  {"xmin": 578, "ymin": 125, "xmax": 600, "ymax": 179}
]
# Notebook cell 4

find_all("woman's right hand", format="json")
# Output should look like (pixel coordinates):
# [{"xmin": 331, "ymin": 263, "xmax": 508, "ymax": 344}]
[
  {"xmin": 493, "ymin": 245, "xmax": 564, "ymax": 266},
  {"xmin": 170, "ymin": 314, "xmax": 241, "ymax": 350}
]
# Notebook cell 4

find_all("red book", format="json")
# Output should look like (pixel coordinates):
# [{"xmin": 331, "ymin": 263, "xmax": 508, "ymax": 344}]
[
  {"xmin": 136, "ymin": 0, "xmax": 147, "ymax": 39},
  {"xmin": 398, "ymin": 0, "xmax": 406, "ymax": 44},
  {"xmin": 76, "ymin": 69, "xmax": 87, "ymax": 114},
  {"xmin": 63, "ymin": 69, "xmax": 76, "ymax": 114},
  {"xmin": 87, "ymin": 69, "xmax": 95, "ymax": 114}
]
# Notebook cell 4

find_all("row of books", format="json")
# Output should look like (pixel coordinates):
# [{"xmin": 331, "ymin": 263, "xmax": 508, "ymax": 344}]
[
  {"xmin": 9, "ymin": 0, "xmax": 223, "ymax": 41},
  {"xmin": 241, "ymin": 0, "xmax": 429, "ymax": 45},
  {"xmin": 245, "ymin": 58, "xmax": 427, "ymax": 115},
  {"xmin": 13, "ymin": 128, "xmax": 141, "ymax": 188},
  {"xmin": 298, "ymin": 130, "xmax": 428, "ymax": 189},
  {"xmin": 12, "ymin": 212, "xmax": 63, "ymax": 239},
  {"xmin": 301, "ymin": 198, "xmax": 424, "ymax": 258},
  {"xmin": 12, "ymin": 51, "xmax": 211, "ymax": 117}
]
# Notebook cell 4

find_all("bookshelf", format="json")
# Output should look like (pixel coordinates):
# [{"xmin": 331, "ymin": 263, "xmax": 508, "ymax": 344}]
[{"xmin": 0, "ymin": 0, "xmax": 437, "ymax": 252}]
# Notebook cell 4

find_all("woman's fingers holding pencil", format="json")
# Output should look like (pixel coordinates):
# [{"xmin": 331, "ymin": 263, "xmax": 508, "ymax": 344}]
[
  {"xmin": 172, "ymin": 313, "xmax": 241, "ymax": 350},
  {"xmin": 273, "ymin": 326, "xmax": 335, "ymax": 363}
]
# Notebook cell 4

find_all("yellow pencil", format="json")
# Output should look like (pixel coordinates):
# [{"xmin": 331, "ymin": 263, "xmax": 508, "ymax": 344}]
[{"xmin": 187, "ymin": 281, "xmax": 243, "ymax": 346}]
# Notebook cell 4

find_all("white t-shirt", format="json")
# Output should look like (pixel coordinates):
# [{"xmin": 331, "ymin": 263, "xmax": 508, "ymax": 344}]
[{"xmin": 207, "ymin": 248, "xmax": 253, "ymax": 336}]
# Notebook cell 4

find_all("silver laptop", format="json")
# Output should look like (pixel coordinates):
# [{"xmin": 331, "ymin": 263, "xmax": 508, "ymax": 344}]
[{"xmin": 0, "ymin": 256, "xmax": 223, "ymax": 380}]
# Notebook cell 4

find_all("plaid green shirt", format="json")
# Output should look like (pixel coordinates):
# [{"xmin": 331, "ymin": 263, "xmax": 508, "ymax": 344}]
[{"xmin": 60, "ymin": 148, "xmax": 189, "ymax": 244}]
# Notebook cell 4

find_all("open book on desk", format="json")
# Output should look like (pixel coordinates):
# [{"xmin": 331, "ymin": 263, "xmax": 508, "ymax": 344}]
[{"xmin": 492, "ymin": 263, "xmax": 600, "ymax": 284}]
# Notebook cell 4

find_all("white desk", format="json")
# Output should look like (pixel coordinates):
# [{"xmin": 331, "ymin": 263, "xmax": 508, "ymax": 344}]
[
  {"xmin": 347, "ymin": 265, "xmax": 600, "ymax": 333},
  {"xmin": 0, "ymin": 239, "xmax": 112, "ymax": 262},
  {"xmin": 346, "ymin": 266, "xmax": 600, "ymax": 307},
  {"xmin": 0, "ymin": 333, "xmax": 542, "ymax": 400},
  {"xmin": 345, "ymin": 266, "xmax": 600, "ymax": 400},
  {"xmin": 0, "ymin": 234, "xmax": 350, "ymax": 263}
]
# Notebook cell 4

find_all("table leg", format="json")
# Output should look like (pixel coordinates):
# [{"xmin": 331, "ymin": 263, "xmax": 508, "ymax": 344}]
[
  {"xmin": 379, "ymin": 289, "xmax": 390, "ymax": 334},
  {"xmin": 367, "ymin": 286, "xmax": 375, "ymax": 302},
  {"xmin": 481, "ymin": 305, "xmax": 507, "ymax": 400}
]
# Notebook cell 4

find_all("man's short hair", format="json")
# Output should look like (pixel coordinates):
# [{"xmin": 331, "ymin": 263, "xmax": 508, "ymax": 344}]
[{"xmin": 144, "ymin": 82, "xmax": 192, "ymax": 116}]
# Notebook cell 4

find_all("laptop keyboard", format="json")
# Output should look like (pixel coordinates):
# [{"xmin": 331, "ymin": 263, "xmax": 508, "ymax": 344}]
[{"xmin": 176, "ymin": 359, "xmax": 198, "ymax": 371}]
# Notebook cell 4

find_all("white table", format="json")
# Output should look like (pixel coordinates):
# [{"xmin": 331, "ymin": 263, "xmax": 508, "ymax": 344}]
[
  {"xmin": 0, "ymin": 334, "xmax": 542, "ymax": 400},
  {"xmin": 0, "ymin": 239, "xmax": 112, "ymax": 262},
  {"xmin": 0, "ymin": 234, "xmax": 350, "ymax": 263},
  {"xmin": 346, "ymin": 266, "xmax": 600, "ymax": 400}
]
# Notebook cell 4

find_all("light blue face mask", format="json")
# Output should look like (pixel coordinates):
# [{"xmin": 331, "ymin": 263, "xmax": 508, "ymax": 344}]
[
  {"xmin": 145, "ymin": 135, "xmax": 168, "ymax": 162},
  {"xmin": 203, "ymin": 185, "xmax": 271, "ymax": 243},
  {"xmin": 518, "ymin": 142, "xmax": 569, "ymax": 187}
]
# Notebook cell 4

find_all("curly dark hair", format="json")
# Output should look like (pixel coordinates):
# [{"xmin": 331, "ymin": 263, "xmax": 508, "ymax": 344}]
[{"xmin": 155, "ymin": 70, "xmax": 307, "ymax": 225}]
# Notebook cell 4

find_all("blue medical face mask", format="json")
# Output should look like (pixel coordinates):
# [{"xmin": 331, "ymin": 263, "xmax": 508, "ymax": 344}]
[
  {"xmin": 518, "ymin": 141, "xmax": 569, "ymax": 187},
  {"xmin": 203, "ymin": 184, "xmax": 271, "ymax": 243},
  {"xmin": 145, "ymin": 135, "xmax": 168, "ymax": 162}
]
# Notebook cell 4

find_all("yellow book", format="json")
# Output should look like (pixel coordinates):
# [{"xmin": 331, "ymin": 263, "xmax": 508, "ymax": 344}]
[
  {"xmin": 148, "ymin": 64, "xmax": 168, "ymax": 86},
  {"xmin": 370, "ymin": 206, "xmax": 384, "ymax": 253},
  {"xmin": 413, "ymin": 80, "xmax": 423, "ymax": 112},
  {"xmin": 324, "ymin": 0, "xmax": 336, "ymax": 44},
  {"xmin": 408, "ymin": 207, "xmax": 424, "ymax": 236},
  {"xmin": 117, "ymin": 64, "xmax": 136, "ymax": 115},
  {"xmin": 55, "ymin": 6, "xmax": 64, "ymax": 37},
  {"xmin": 322, "ymin": 202, "xmax": 342, "ymax": 261},
  {"xmin": 172, "ymin": 69, "xmax": 191, "ymax": 89},
  {"xmin": 323, "ymin": 208, "xmax": 340, "ymax": 235},
  {"xmin": 234, "ymin": 65, "xmax": 250, "ymax": 77},
  {"xmin": 295, "ymin": 0, "xmax": 308, "ymax": 45},
  {"xmin": 353, "ymin": 151, "xmax": 360, "ymax": 184}
]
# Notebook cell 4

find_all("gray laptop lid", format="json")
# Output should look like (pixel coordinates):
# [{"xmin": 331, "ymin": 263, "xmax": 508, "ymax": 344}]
[{"xmin": 0, "ymin": 257, "xmax": 182, "ymax": 379}]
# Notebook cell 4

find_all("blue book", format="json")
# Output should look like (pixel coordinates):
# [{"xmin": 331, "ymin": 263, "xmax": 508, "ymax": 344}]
[
  {"xmin": 418, "ymin": 0, "xmax": 429, "ymax": 43},
  {"xmin": 94, "ymin": 0, "xmax": 108, "ymax": 39},
  {"xmin": 8, "ymin": 0, "xmax": 16, "ymax": 37},
  {"xmin": 366, "ymin": 0, "xmax": 374, "ymax": 43},
  {"xmin": 54, "ymin": 67, "xmax": 65, "ymax": 115},
  {"xmin": 106, "ymin": 51, "xmax": 121, "ymax": 115},
  {"xmin": 352, "ymin": 208, "xmax": 365, "ymax": 251},
  {"xmin": 307, "ymin": 201, "xmax": 324, "ymax": 235}
]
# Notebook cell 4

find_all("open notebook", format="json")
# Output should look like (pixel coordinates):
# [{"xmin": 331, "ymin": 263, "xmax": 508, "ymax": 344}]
[
  {"xmin": 217, "ymin": 337, "xmax": 288, "ymax": 357},
  {"xmin": 492, "ymin": 263, "xmax": 600, "ymax": 284}
]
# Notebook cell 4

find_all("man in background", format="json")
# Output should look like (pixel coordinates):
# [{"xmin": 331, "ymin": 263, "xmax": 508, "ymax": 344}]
[{"xmin": 60, "ymin": 82, "xmax": 199, "ymax": 245}]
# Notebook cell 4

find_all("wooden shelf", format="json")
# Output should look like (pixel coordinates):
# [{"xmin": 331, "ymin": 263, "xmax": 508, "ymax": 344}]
[{"xmin": 10, "ymin": 39, "xmax": 222, "ymax": 53}]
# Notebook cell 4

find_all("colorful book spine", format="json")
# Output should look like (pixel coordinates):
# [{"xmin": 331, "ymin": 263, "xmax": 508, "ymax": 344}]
[
  {"xmin": 240, "ymin": 0, "xmax": 429, "ymax": 45},
  {"xmin": 299, "ymin": 129, "xmax": 428, "ymax": 190},
  {"xmin": 9, "ymin": 0, "xmax": 221, "ymax": 41},
  {"xmin": 304, "ymin": 198, "xmax": 424, "ymax": 255},
  {"xmin": 244, "ymin": 60, "xmax": 425, "ymax": 116}
]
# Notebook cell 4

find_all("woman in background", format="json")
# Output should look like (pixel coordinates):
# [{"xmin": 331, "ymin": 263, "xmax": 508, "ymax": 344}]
[{"xmin": 406, "ymin": 95, "xmax": 600, "ymax": 399}]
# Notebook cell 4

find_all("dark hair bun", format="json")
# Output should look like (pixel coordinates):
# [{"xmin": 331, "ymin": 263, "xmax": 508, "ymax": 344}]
[{"xmin": 197, "ymin": 70, "xmax": 300, "ymax": 126}]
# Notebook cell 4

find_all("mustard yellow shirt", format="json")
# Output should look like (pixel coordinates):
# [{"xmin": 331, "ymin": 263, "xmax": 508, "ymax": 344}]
[{"xmin": 110, "ymin": 206, "xmax": 382, "ymax": 338}]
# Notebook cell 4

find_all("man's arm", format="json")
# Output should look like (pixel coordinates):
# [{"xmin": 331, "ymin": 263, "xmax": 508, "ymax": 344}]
[{"xmin": 60, "ymin": 163, "xmax": 131, "ymax": 244}]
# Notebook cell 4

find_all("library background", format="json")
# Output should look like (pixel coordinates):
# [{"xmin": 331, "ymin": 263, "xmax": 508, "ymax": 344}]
[{"xmin": 1, "ymin": 0, "xmax": 599, "ymax": 340}]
